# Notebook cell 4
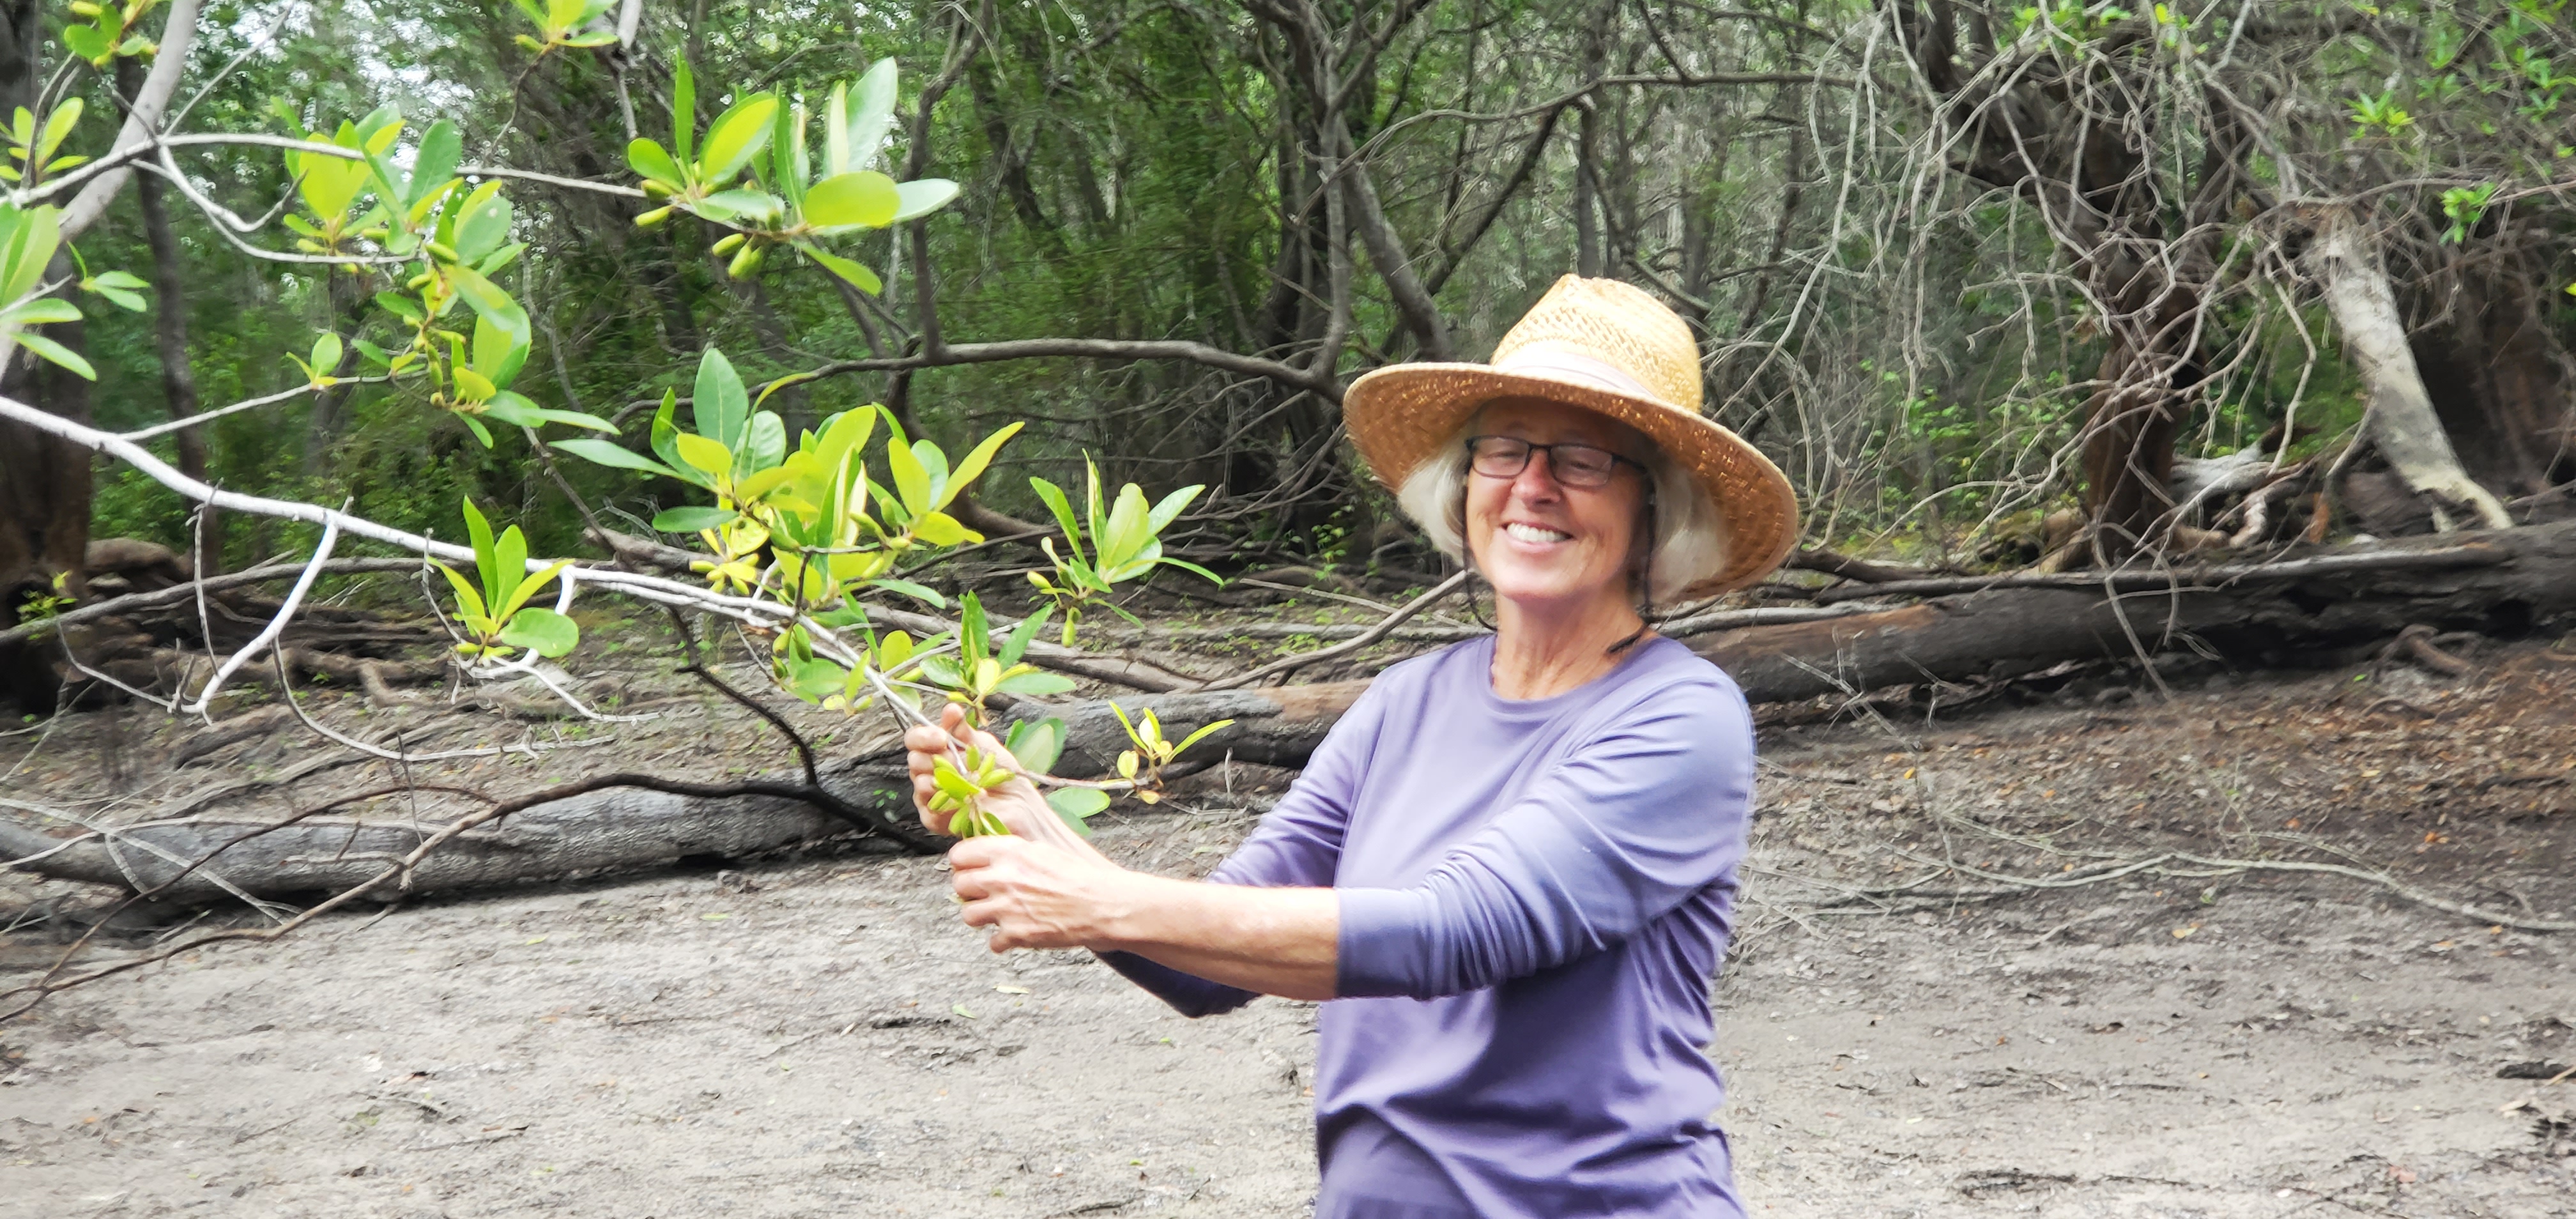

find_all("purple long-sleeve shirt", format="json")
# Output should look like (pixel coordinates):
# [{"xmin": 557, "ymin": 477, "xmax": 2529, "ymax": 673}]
[{"xmin": 1103, "ymin": 635, "xmax": 1754, "ymax": 1218}]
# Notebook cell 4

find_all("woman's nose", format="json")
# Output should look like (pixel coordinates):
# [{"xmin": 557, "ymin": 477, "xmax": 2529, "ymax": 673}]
[{"xmin": 1510, "ymin": 454, "xmax": 1564, "ymax": 500}]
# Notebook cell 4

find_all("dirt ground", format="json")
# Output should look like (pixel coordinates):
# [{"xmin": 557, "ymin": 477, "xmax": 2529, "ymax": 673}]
[{"xmin": 4, "ymin": 637, "xmax": 2575, "ymax": 1218}]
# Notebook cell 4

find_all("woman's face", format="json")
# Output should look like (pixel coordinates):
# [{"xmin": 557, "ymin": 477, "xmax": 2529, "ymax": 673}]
[{"xmin": 1462, "ymin": 398, "xmax": 1651, "ymax": 613}]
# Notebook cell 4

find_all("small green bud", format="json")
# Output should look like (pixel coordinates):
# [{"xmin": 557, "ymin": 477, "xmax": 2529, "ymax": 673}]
[
  {"xmin": 710, "ymin": 233, "xmax": 746, "ymax": 256},
  {"xmin": 726, "ymin": 243, "xmax": 763, "ymax": 279},
  {"xmin": 424, "ymin": 240, "xmax": 460, "ymax": 263},
  {"xmin": 633, "ymin": 205, "xmax": 672, "ymax": 228},
  {"xmin": 640, "ymin": 180, "xmax": 673, "ymax": 198}
]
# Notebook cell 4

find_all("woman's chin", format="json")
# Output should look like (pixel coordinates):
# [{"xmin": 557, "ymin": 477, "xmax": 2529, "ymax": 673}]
[{"xmin": 1485, "ymin": 567, "xmax": 1612, "ymax": 610}]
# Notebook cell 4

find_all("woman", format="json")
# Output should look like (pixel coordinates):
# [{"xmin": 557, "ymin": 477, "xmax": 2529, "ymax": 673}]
[{"xmin": 906, "ymin": 275, "xmax": 1798, "ymax": 1218}]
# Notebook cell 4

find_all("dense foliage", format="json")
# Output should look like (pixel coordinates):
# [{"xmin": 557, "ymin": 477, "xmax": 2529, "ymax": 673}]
[{"xmin": 12, "ymin": 0, "xmax": 2576, "ymax": 578}]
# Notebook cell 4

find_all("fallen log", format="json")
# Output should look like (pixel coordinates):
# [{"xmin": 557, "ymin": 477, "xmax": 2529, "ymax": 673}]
[
  {"xmin": 13, "ymin": 522, "xmax": 2576, "ymax": 901},
  {"xmin": 0, "ymin": 682, "xmax": 1371, "ymax": 901},
  {"xmin": 1705, "ymin": 521, "xmax": 2576, "ymax": 702}
]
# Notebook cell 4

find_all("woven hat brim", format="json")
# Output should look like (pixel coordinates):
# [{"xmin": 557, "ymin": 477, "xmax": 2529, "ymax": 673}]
[{"xmin": 1344, "ymin": 363, "xmax": 1798, "ymax": 599}]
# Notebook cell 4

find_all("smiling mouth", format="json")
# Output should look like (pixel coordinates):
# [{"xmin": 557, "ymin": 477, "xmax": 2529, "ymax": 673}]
[{"xmin": 1503, "ymin": 522, "xmax": 1572, "ymax": 544}]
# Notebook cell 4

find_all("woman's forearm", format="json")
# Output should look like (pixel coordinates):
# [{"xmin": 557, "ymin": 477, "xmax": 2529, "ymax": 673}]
[{"xmin": 1096, "ymin": 873, "xmax": 1339, "ymax": 1001}]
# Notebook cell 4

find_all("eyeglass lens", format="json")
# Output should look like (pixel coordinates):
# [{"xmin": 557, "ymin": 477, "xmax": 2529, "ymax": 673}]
[{"xmin": 1466, "ymin": 436, "xmax": 1621, "ymax": 487}]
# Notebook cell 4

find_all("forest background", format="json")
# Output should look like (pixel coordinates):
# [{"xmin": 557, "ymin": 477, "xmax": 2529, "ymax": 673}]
[{"xmin": 6, "ymin": 0, "xmax": 2571, "ymax": 648}]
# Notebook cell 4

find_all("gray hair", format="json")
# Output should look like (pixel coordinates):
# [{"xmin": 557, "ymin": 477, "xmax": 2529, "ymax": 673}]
[{"xmin": 1394, "ymin": 419, "xmax": 1727, "ymax": 606}]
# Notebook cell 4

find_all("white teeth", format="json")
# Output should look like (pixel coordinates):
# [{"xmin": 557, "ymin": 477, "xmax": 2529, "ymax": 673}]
[{"xmin": 1504, "ymin": 523, "xmax": 1570, "ymax": 544}]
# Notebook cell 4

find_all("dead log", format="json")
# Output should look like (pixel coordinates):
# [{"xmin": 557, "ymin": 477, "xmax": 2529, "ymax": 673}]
[
  {"xmin": 16, "ymin": 522, "xmax": 2576, "ymax": 902},
  {"xmin": 1701, "ymin": 520, "xmax": 2576, "ymax": 703},
  {"xmin": 0, "ymin": 682, "xmax": 1370, "ymax": 901}
]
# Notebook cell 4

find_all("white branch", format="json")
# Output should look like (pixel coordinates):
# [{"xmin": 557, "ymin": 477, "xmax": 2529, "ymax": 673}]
[
  {"xmin": 0, "ymin": 392, "xmax": 839, "ymax": 637},
  {"xmin": 185, "ymin": 513, "xmax": 340, "ymax": 717}
]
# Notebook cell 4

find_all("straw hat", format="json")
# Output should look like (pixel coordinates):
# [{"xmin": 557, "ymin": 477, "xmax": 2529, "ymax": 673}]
[{"xmin": 1343, "ymin": 275, "xmax": 1798, "ymax": 599}]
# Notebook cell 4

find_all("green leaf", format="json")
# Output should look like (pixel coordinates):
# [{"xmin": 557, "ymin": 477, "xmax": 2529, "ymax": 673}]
[
  {"xmin": 407, "ymin": 121, "xmax": 463, "ymax": 208},
  {"xmin": 741, "ymin": 410, "xmax": 786, "ymax": 479},
  {"xmin": 868, "ymin": 578, "xmax": 946, "ymax": 608},
  {"xmin": 461, "ymin": 496, "xmax": 500, "ymax": 597},
  {"xmin": 673, "ymin": 433, "xmax": 733, "ymax": 479},
  {"xmin": 940, "ymin": 422, "xmax": 1023, "ymax": 509},
  {"xmin": 431, "ymin": 561, "xmax": 489, "ymax": 624},
  {"xmin": 772, "ymin": 96, "xmax": 806, "ymax": 213},
  {"xmin": 471, "ymin": 310, "xmax": 526, "ymax": 389},
  {"xmin": 992, "ymin": 670, "xmax": 1075, "ymax": 697},
  {"xmin": 650, "ymin": 389, "xmax": 685, "ymax": 473},
  {"xmin": 801, "ymin": 245, "xmax": 882, "ymax": 294},
  {"xmin": 1156, "ymin": 557, "xmax": 1225, "ymax": 585},
  {"xmin": 443, "ymin": 265, "xmax": 521, "ymax": 332},
  {"xmin": 691, "ymin": 188, "xmax": 781, "ymax": 222},
  {"xmin": 958, "ymin": 593, "xmax": 989, "ymax": 667},
  {"xmin": 1045, "ymin": 786, "xmax": 1108, "ymax": 832},
  {"xmin": 672, "ymin": 57, "xmax": 697, "ymax": 166},
  {"xmin": 34, "ymin": 99, "xmax": 80, "ymax": 167},
  {"xmin": 1170, "ymin": 718, "xmax": 1236, "ymax": 756},
  {"xmin": 59, "ymin": 24, "xmax": 109, "ymax": 63},
  {"xmin": 1100, "ymin": 482, "xmax": 1153, "ymax": 570},
  {"xmin": 498, "ymin": 558, "xmax": 575, "ymax": 619},
  {"xmin": 553, "ymin": 438, "xmax": 681, "ymax": 479},
  {"xmin": 800, "ymin": 171, "xmax": 900, "ymax": 229},
  {"xmin": 497, "ymin": 607, "xmax": 579, "ymax": 658},
  {"xmin": 839, "ymin": 59, "xmax": 899, "ymax": 174},
  {"xmin": 1027, "ymin": 477, "xmax": 1085, "ymax": 563},
  {"xmin": 786, "ymin": 657, "xmax": 847, "ymax": 702},
  {"xmin": 0, "ymin": 298, "xmax": 82, "ymax": 326},
  {"xmin": 693, "ymin": 347, "xmax": 749, "ymax": 448},
  {"xmin": 999, "ymin": 606, "xmax": 1051, "ymax": 668},
  {"xmin": 458, "ymin": 413, "xmax": 493, "ymax": 447},
  {"xmin": 374, "ymin": 290, "xmax": 424, "ymax": 323},
  {"xmin": 479, "ymin": 391, "xmax": 545, "ymax": 426},
  {"xmin": 652, "ymin": 505, "xmax": 739, "ymax": 533},
  {"xmin": 18, "ymin": 331, "xmax": 98, "ymax": 380},
  {"xmin": 492, "ymin": 525, "xmax": 528, "ymax": 619},
  {"xmin": 1006, "ymin": 717, "xmax": 1065, "ymax": 775},
  {"xmin": 1147, "ymin": 484, "xmax": 1204, "ymax": 532},
  {"xmin": 450, "ymin": 180, "xmax": 513, "ymax": 264},
  {"xmin": 891, "ymin": 178, "xmax": 961, "ymax": 223},
  {"xmin": 696, "ymin": 92, "xmax": 779, "ymax": 186},
  {"xmin": 734, "ymin": 464, "xmax": 794, "ymax": 503},
  {"xmin": 627, "ymin": 137, "xmax": 686, "ymax": 188},
  {"xmin": 884, "ymin": 425, "xmax": 932, "ymax": 516},
  {"xmin": 912, "ymin": 510, "xmax": 971, "ymax": 548}
]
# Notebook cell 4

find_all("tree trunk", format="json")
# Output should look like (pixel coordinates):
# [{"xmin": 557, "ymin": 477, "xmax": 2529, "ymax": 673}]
[
  {"xmin": 2309, "ymin": 213, "xmax": 2514, "ymax": 531},
  {"xmin": 2405, "ymin": 256, "xmax": 2575, "ymax": 502},
  {"xmin": 0, "ymin": 0, "xmax": 75, "ymax": 710},
  {"xmin": 119, "ymin": 55, "xmax": 218, "ymax": 576}
]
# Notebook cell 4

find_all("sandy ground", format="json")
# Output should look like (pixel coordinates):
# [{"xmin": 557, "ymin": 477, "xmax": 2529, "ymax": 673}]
[{"xmin": 5, "ymin": 645, "xmax": 2575, "ymax": 1217}]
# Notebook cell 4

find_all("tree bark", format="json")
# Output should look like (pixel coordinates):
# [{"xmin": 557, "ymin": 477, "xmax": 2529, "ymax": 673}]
[
  {"xmin": 0, "ymin": 682, "xmax": 1371, "ymax": 900},
  {"xmin": 118, "ymin": 56, "xmax": 218, "ymax": 576},
  {"xmin": 2308, "ymin": 213, "xmax": 2514, "ymax": 531},
  {"xmin": 2405, "ymin": 254, "xmax": 2574, "ymax": 502}
]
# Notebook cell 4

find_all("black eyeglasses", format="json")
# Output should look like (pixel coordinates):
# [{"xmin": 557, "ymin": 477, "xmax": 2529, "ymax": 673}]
[{"xmin": 1464, "ymin": 435, "xmax": 1645, "ymax": 489}]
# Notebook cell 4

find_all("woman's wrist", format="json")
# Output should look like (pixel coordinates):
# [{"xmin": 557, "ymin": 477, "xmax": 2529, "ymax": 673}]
[{"xmin": 1083, "ymin": 870, "xmax": 1192, "ymax": 952}]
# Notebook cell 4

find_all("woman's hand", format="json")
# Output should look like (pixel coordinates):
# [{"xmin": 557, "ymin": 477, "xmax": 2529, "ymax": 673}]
[
  {"xmin": 947, "ymin": 834, "xmax": 1146, "ymax": 951},
  {"xmin": 905, "ymin": 703, "xmax": 1136, "ymax": 949},
  {"xmin": 902, "ymin": 703, "xmax": 1092, "ymax": 854}
]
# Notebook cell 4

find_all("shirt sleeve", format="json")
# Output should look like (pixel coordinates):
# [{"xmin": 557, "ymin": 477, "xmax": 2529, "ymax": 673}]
[
  {"xmin": 1332, "ymin": 678, "xmax": 1753, "ymax": 1000},
  {"xmin": 1099, "ymin": 678, "xmax": 1390, "ymax": 1017}
]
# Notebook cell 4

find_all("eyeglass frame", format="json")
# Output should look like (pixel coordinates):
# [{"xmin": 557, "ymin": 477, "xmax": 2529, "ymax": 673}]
[{"xmin": 1461, "ymin": 434, "xmax": 1649, "ymax": 489}]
